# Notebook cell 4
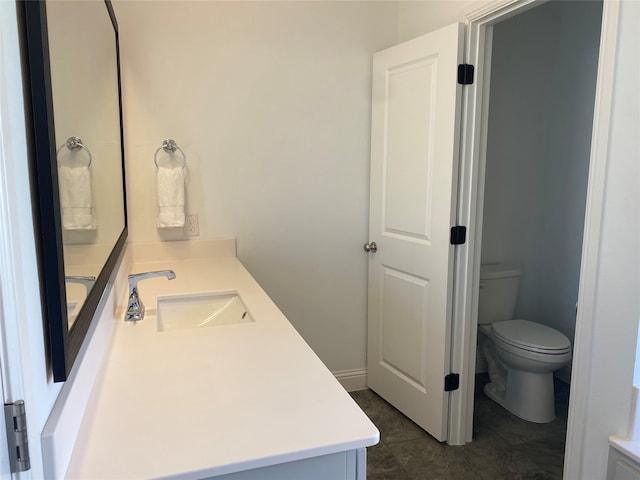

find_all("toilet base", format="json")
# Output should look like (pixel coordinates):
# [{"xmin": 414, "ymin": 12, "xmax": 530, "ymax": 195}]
[{"xmin": 484, "ymin": 369, "xmax": 556, "ymax": 423}]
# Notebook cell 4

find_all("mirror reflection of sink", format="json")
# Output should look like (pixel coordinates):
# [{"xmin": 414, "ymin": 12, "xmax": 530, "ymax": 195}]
[{"xmin": 157, "ymin": 292, "xmax": 253, "ymax": 332}]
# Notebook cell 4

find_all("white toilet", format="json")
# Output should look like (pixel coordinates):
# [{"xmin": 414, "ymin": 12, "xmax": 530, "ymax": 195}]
[{"xmin": 478, "ymin": 264, "xmax": 572, "ymax": 423}]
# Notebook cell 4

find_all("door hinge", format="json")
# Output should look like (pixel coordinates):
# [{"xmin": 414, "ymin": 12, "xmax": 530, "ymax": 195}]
[
  {"xmin": 457, "ymin": 64, "xmax": 475, "ymax": 85},
  {"xmin": 4, "ymin": 400, "xmax": 31, "ymax": 473},
  {"xmin": 444, "ymin": 373, "xmax": 460, "ymax": 392},
  {"xmin": 450, "ymin": 226, "xmax": 467, "ymax": 245}
]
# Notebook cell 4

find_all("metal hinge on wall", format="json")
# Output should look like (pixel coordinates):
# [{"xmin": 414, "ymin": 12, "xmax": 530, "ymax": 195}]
[
  {"xmin": 457, "ymin": 64, "xmax": 475, "ymax": 85},
  {"xmin": 444, "ymin": 373, "xmax": 460, "ymax": 392},
  {"xmin": 4, "ymin": 400, "xmax": 31, "ymax": 472}
]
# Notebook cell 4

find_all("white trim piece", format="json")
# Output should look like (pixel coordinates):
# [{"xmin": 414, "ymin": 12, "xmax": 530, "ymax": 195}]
[
  {"xmin": 334, "ymin": 369, "xmax": 368, "ymax": 392},
  {"xmin": 463, "ymin": 0, "xmax": 538, "ymax": 25},
  {"xmin": 447, "ymin": 6, "xmax": 495, "ymax": 444},
  {"xmin": 449, "ymin": 0, "xmax": 541, "ymax": 446},
  {"xmin": 450, "ymin": 0, "xmax": 612, "ymax": 451},
  {"xmin": 563, "ymin": 2, "xmax": 620, "ymax": 479}
]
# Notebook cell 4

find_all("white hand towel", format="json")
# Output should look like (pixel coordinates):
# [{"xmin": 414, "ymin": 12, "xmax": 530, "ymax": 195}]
[
  {"xmin": 58, "ymin": 165, "xmax": 96, "ymax": 230},
  {"xmin": 157, "ymin": 166, "xmax": 185, "ymax": 227}
]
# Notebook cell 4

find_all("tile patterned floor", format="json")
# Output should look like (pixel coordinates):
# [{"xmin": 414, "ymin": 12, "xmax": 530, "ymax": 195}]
[{"xmin": 351, "ymin": 374, "xmax": 569, "ymax": 480}]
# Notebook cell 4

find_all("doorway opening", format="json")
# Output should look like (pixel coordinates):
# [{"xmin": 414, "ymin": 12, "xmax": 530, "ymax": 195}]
[
  {"xmin": 364, "ymin": 0, "xmax": 613, "ymax": 474},
  {"xmin": 470, "ymin": 0, "xmax": 603, "ymax": 474}
]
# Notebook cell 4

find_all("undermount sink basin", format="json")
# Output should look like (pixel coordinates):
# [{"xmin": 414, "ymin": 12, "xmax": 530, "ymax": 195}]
[{"xmin": 157, "ymin": 292, "xmax": 253, "ymax": 332}]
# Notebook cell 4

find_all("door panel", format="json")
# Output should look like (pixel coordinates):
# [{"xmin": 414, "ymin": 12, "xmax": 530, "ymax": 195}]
[
  {"xmin": 367, "ymin": 22, "xmax": 463, "ymax": 442},
  {"xmin": 380, "ymin": 267, "xmax": 430, "ymax": 390},
  {"xmin": 384, "ymin": 56, "xmax": 436, "ymax": 242}
]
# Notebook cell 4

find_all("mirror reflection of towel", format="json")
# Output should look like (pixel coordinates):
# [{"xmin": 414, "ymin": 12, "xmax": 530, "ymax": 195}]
[
  {"xmin": 157, "ymin": 166, "xmax": 185, "ymax": 228},
  {"xmin": 58, "ymin": 165, "xmax": 96, "ymax": 230}
]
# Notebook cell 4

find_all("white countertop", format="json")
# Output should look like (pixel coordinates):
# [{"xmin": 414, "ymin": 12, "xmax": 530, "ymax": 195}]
[
  {"xmin": 610, "ymin": 435, "xmax": 640, "ymax": 465},
  {"xmin": 65, "ymin": 256, "xmax": 378, "ymax": 479}
]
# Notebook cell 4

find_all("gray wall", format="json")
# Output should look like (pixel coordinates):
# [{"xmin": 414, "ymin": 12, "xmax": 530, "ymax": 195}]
[{"xmin": 481, "ymin": 0, "xmax": 603, "ymax": 342}]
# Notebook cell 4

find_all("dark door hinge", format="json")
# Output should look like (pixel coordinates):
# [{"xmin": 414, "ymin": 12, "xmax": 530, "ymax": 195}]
[
  {"xmin": 458, "ymin": 64, "xmax": 475, "ymax": 85},
  {"xmin": 4, "ymin": 401, "xmax": 31, "ymax": 473},
  {"xmin": 445, "ymin": 373, "xmax": 460, "ymax": 392},
  {"xmin": 450, "ymin": 226, "xmax": 467, "ymax": 245}
]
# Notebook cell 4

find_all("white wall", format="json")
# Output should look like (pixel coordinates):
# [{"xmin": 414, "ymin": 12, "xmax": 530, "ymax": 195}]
[
  {"xmin": 116, "ymin": 1, "xmax": 398, "ymax": 373},
  {"xmin": 397, "ymin": 0, "xmax": 490, "ymax": 42},
  {"xmin": 481, "ymin": 0, "xmax": 602, "ymax": 342}
]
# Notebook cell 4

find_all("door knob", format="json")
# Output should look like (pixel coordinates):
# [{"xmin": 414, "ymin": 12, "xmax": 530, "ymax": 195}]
[{"xmin": 363, "ymin": 241, "xmax": 378, "ymax": 253}]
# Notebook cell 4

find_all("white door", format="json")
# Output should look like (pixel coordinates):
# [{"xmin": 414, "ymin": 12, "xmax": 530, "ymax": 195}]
[{"xmin": 366, "ymin": 23, "xmax": 464, "ymax": 442}]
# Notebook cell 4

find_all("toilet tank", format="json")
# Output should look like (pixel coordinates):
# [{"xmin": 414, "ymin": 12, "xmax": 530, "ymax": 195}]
[{"xmin": 478, "ymin": 264, "xmax": 521, "ymax": 325}]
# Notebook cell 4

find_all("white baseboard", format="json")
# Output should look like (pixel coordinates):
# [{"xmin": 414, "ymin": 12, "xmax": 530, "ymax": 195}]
[{"xmin": 334, "ymin": 369, "xmax": 368, "ymax": 392}]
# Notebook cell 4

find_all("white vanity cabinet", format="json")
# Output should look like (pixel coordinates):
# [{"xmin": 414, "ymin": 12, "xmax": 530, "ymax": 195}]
[
  {"xmin": 608, "ymin": 442, "xmax": 640, "ymax": 480},
  {"xmin": 205, "ymin": 450, "xmax": 366, "ymax": 480},
  {"xmin": 63, "ymin": 253, "xmax": 378, "ymax": 480}
]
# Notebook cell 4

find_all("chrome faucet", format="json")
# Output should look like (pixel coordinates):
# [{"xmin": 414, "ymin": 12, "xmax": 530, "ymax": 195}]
[{"xmin": 125, "ymin": 270, "xmax": 176, "ymax": 322}]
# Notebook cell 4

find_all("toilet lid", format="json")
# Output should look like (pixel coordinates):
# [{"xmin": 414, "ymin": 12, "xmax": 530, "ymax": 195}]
[{"xmin": 491, "ymin": 319, "xmax": 571, "ymax": 354}]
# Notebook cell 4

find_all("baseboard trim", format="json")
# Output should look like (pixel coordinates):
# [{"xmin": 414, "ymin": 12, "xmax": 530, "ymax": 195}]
[{"xmin": 334, "ymin": 369, "xmax": 368, "ymax": 392}]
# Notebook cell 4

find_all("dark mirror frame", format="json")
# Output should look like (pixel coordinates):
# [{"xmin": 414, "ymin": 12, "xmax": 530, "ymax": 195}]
[{"xmin": 20, "ymin": 0, "xmax": 128, "ymax": 382}]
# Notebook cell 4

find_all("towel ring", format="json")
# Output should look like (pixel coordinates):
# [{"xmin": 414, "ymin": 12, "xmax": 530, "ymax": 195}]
[
  {"xmin": 154, "ymin": 139, "xmax": 186, "ymax": 168},
  {"xmin": 56, "ymin": 136, "xmax": 92, "ymax": 167}
]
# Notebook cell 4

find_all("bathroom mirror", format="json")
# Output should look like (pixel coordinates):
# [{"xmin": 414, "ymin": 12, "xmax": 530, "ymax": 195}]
[{"xmin": 21, "ymin": 0, "xmax": 127, "ymax": 382}]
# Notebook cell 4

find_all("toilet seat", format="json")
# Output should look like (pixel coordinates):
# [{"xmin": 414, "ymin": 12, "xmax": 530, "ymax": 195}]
[{"xmin": 491, "ymin": 319, "xmax": 571, "ymax": 355}]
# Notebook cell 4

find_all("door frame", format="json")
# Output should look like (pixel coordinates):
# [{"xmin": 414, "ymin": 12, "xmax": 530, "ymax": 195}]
[{"xmin": 449, "ymin": 1, "xmax": 619, "ymax": 478}]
